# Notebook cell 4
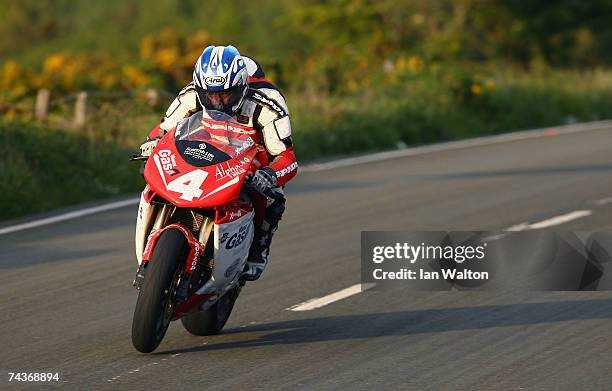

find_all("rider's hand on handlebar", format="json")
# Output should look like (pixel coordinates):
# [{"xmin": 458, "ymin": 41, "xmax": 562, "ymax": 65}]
[
  {"xmin": 246, "ymin": 167, "xmax": 278, "ymax": 197},
  {"xmin": 139, "ymin": 137, "xmax": 160, "ymax": 158}
]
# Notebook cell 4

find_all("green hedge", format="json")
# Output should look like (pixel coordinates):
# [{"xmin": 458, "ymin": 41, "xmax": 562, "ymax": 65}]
[
  {"xmin": 0, "ymin": 121, "xmax": 143, "ymax": 220},
  {"xmin": 291, "ymin": 69, "xmax": 612, "ymax": 160}
]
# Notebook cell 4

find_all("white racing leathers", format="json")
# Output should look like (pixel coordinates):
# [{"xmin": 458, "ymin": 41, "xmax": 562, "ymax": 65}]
[{"xmin": 157, "ymin": 81, "xmax": 296, "ymax": 165}]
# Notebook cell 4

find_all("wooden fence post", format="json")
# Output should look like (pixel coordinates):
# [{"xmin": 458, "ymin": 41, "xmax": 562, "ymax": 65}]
[
  {"xmin": 74, "ymin": 91, "xmax": 88, "ymax": 129},
  {"xmin": 35, "ymin": 89, "xmax": 50, "ymax": 121}
]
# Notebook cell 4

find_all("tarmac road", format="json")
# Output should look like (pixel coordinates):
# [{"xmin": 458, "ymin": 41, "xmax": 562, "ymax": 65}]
[{"xmin": 2, "ymin": 126, "xmax": 612, "ymax": 390}]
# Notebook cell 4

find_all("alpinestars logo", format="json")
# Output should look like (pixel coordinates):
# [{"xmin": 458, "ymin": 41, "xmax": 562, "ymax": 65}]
[{"xmin": 251, "ymin": 91, "xmax": 286, "ymax": 117}]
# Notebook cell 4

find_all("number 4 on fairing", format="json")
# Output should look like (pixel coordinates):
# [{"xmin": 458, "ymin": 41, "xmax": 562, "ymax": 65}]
[{"xmin": 167, "ymin": 170, "xmax": 208, "ymax": 201}]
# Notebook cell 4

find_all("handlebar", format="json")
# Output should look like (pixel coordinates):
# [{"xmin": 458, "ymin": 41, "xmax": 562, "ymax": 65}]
[{"xmin": 130, "ymin": 153, "xmax": 148, "ymax": 161}]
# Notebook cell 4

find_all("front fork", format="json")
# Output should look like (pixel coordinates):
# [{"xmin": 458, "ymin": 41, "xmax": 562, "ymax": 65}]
[
  {"xmin": 133, "ymin": 206, "xmax": 215, "ymax": 293},
  {"xmin": 133, "ymin": 203, "xmax": 172, "ymax": 288}
]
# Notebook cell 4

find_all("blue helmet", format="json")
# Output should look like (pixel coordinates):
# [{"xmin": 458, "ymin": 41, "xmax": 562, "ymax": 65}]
[{"xmin": 193, "ymin": 45, "xmax": 249, "ymax": 116}]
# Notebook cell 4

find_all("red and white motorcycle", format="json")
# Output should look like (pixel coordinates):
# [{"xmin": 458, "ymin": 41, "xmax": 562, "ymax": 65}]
[{"xmin": 131, "ymin": 110, "xmax": 276, "ymax": 353}]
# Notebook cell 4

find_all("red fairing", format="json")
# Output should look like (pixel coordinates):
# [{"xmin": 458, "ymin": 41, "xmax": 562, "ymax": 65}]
[
  {"xmin": 143, "ymin": 128, "xmax": 259, "ymax": 209},
  {"xmin": 148, "ymin": 123, "xmax": 163, "ymax": 139},
  {"xmin": 142, "ymin": 185, "xmax": 156, "ymax": 204},
  {"xmin": 215, "ymin": 200, "xmax": 255, "ymax": 224},
  {"xmin": 269, "ymin": 147, "xmax": 298, "ymax": 186}
]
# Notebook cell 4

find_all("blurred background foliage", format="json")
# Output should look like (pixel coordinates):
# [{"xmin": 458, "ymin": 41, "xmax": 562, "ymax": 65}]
[
  {"xmin": 3, "ymin": 0, "xmax": 612, "ymax": 97},
  {"xmin": 2, "ymin": 0, "xmax": 612, "ymax": 218}
]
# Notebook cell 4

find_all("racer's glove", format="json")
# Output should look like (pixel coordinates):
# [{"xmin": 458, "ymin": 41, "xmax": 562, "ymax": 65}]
[
  {"xmin": 247, "ymin": 167, "xmax": 278, "ymax": 196},
  {"xmin": 139, "ymin": 137, "xmax": 160, "ymax": 158}
]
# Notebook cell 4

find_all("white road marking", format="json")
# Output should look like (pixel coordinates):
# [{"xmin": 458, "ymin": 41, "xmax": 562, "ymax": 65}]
[
  {"xmin": 594, "ymin": 197, "xmax": 612, "ymax": 206},
  {"xmin": 108, "ymin": 354, "xmax": 178, "ymax": 383},
  {"xmin": 300, "ymin": 120, "xmax": 612, "ymax": 173},
  {"xmin": 481, "ymin": 210, "xmax": 593, "ymax": 241},
  {"xmin": 506, "ymin": 223, "xmax": 530, "ymax": 231},
  {"xmin": 502, "ymin": 210, "xmax": 592, "ymax": 232},
  {"xmin": 527, "ymin": 210, "xmax": 592, "ymax": 229},
  {"xmin": 0, "ymin": 198, "xmax": 139, "ymax": 236},
  {"xmin": 482, "ymin": 233, "xmax": 508, "ymax": 241},
  {"xmin": 287, "ymin": 283, "xmax": 376, "ymax": 312}
]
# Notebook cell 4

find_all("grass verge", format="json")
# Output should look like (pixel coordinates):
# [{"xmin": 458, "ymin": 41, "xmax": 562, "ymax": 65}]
[{"xmin": 0, "ymin": 121, "xmax": 142, "ymax": 220}]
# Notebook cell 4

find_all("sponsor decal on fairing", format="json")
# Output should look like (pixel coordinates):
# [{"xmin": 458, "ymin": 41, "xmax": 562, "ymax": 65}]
[
  {"xmin": 215, "ymin": 161, "xmax": 246, "ymax": 181},
  {"xmin": 235, "ymin": 137, "xmax": 255, "ymax": 155},
  {"xmin": 190, "ymin": 240, "xmax": 201, "ymax": 272},
  {"xmin": 229, "ymin": 210, "xmax": 243, "ymax": 220},
  {"xmin": 183, "ymin": 146, "xmax": 215, "ymax": 161},
  {"xmin": 157, "ymin": 149, "xmax": 178, "ymax": 175},
  {"xmin": 225, "ymin": 223, "xmax": 250, "ymax": 250},
  {"xmin": 204, "ymin": 208, "xmax": 254, "ymax": 292}
]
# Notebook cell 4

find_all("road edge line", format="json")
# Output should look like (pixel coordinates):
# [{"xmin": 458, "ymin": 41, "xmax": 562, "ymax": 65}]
[
  {"xmin": 300, "ymin": 120, "xmax": 612, "ymax": 173},
  {"xmin": 0, "ymin": 198, "xmax": 140, "ymax": 235}
]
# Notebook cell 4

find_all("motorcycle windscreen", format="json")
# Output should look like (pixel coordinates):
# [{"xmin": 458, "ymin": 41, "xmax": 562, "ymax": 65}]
[{"xmin": 175, "ymin": 110, "xmax": 256, "ymax": 167}]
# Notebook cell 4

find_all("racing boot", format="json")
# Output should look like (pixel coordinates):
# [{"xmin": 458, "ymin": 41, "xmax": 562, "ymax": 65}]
[
  {"xmin": 242, "ymin": 189, "xmax": 285, "ymax": 281},
  {"xmin": 242, "ymin": 223, "xmax": 275, "ymax": 281}
]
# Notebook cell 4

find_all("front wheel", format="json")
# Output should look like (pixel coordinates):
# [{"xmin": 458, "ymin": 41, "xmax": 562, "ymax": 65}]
[
  {"xmin": 131, "ymin": 229, "xmax": 188, "ymax": 353},
  {"xmin": 181, "ymin": 286, "xmax": 240, "ymax": 336}
]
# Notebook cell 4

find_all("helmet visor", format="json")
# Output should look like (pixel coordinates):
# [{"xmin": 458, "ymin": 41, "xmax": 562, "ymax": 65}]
[{"xmin": 196, "ymin": 84, "xmax": 246, "ymax": 115}]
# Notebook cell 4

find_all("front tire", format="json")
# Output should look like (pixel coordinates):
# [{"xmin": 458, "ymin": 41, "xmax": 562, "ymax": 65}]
[
  {"xmin": 181, "ymin": 286, "xmax": 240, "ymax": 336},
  {"xmin": 131, "ymin": 229, "xmax": 188, "ymax": 353}
]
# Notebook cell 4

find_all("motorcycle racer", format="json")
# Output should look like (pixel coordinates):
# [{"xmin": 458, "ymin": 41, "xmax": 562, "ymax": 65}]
[{"xmin": 139, "ymin": 45, "xmax": 298, "ymax": 281}]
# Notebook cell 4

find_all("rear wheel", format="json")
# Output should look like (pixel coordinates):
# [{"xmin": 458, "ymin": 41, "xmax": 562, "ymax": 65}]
[
  {"xmin": 181, "ymin": 286, "xmax": 240, "ymax": 336},
  {"xmin": 131, "ymin": 229, "xmax": 188, "ymax": 353}
]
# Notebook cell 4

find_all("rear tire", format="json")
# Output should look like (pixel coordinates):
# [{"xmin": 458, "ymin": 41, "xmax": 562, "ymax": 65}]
[
  {"xmin": 181, "ymin": 287, "xmax": 240, "ymax": 336},
  {"xmin": 131, "ymin": 229, "xmax": 188, "ymax": 353}
]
